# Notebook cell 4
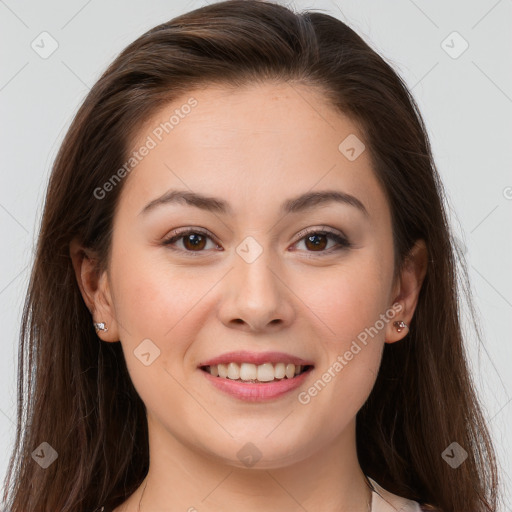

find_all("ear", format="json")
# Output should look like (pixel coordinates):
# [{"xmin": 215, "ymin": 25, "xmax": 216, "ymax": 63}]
[
  {"xmin": 385, "ymin": 239, "xmax": 428, "ymax": 344},
  {"xmin": 69, "ymin": 237, "xmax": 119, "ymax": 342}
]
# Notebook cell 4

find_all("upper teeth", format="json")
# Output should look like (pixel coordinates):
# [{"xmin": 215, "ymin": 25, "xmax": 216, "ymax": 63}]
[{"xmin": 206, "ymin": 362, "xmax": 304, "ymax": 381}]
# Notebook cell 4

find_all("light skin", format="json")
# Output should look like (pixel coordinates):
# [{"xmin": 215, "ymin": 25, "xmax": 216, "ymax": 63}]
[{"xmin": 70, "ymin": 82, "xmax": 427, "ymax": 511}]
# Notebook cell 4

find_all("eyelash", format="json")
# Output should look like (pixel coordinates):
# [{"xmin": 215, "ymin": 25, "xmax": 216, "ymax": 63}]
[{"xmin": 161, "ymin": 226, "xmax": 352, "ymax": 258}]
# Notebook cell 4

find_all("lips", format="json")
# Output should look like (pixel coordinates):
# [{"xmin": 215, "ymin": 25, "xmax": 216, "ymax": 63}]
[
  {"xmin": 198, "ymin": 350, "xmax": 315, "ymax": 367},
  {"xmin": 200, "ymin": 364, "xmax": 314, "ymax": 401}
]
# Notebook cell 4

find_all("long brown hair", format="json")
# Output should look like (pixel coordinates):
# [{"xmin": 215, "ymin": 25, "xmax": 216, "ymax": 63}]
[{"xmin": 2, "ymin": 1, "xmax": 500, "ymax": 511}]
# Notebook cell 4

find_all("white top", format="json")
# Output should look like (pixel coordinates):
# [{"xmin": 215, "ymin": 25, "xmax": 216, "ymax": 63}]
[{"xmin": 368, "ymin": 477, "xmax": 423, "ymax": 511}]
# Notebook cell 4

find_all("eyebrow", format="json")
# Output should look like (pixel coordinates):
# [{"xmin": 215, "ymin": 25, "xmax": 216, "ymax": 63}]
[{"xmin": 139, "ymin": 189, "xmax": 369, "ymax": 217}]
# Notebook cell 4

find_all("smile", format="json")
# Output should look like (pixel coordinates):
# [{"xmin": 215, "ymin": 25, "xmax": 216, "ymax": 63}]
[
  {"xmin": 200, "ymin": 362, "xmax": 313, "ymax": 382},
  {"xmin": 199, "ymin": 363, "xmax": 315, "ymax": 402}
]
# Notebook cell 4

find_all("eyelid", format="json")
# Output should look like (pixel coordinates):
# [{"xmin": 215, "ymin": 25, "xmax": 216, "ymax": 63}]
[
  {"xmin": 162, "ymin": 227, "xmax": 222, "ymax": 256},
  {"xmin": 290, "ymin": 226, "xmax": 352, "ymax": 256},
  {"xmin": 293, "ymin": 225, "xmax": 349, "ymax": 244}
]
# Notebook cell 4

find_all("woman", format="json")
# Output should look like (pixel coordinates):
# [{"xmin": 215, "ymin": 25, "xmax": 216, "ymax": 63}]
[{"xmin": 1, "ymin": 1, "xmax": 500, "ymax": 511}]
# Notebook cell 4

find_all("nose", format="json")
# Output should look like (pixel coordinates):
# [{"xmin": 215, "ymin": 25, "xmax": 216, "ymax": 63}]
[{"xmin": 218, "ymin": 249, "xmax": 295, "ymax": 332}]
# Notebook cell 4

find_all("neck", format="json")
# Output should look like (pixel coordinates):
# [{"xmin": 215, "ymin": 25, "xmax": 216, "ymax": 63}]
[{"xmin": 123, "ymin": 417, "xmax": 372, "ymax": 512}]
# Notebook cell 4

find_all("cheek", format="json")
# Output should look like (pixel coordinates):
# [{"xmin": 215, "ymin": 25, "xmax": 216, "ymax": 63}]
[
  {"xmin": 110, "ymin": 244, "xmax": 218, "ymax": 362},
  {"xmin": 109, "ymin": 247, "xmax": 206, "ymax": 402},
  {"xmin": 297, "ymin": 253, "xmax": 392, "ymax": 345},
  {"xmin": 292, "ymin": 253, "xmax": 391, "ymax": 413}
]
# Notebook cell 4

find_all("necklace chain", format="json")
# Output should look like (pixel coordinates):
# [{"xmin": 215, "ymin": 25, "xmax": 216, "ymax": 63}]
[{"xmin": 138, "ymin": 475, "xmax": 372, "ymax": 511}]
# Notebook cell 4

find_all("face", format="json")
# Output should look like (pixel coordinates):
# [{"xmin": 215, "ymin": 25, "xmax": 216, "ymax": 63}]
[{"xmin": 81, "ymin": 82, "xmax": 413, "ymax": 468}]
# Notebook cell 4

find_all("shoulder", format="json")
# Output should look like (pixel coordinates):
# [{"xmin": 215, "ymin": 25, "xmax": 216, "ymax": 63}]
[{"xmin": 368, "ymin": 477, "xmax": 439, "ymax": 512}]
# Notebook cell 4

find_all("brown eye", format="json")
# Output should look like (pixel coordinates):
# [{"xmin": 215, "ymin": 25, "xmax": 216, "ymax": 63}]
[
  {"xmin": 162, "ymin": 227, "xmax": 350, "ymax": 258},
  {"xmin": 304, "ymin": 233, "xmax": 329, "ymax": 251},
  {"xmin": 182, "ymin": 232, "xmax": 207, "ymax": 251},
  {"xmin": 162, "ymin": 229, "xmax": 219, "ymax": 255},
  {"xmin": 294, "ymin": 229, "xmax": 351, "ymax": 255}
]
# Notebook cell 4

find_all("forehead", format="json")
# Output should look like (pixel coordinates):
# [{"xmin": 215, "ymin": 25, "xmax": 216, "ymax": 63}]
[{"xmin": 119, "ymin": 82, "xmax": 388, "ymax": 221}]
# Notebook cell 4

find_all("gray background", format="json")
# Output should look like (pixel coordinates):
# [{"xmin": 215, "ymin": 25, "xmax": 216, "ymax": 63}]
[{"xmin": 1, "ymin": 0, "xmax": 511, "ymax": 509}]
